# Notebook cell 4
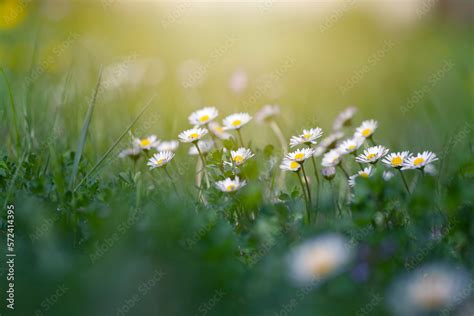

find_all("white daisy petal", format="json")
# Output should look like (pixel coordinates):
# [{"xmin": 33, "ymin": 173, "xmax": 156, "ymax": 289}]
[
  {"xmin": 134, "ymin": 135, "xmax": 159, "ymax": 150},
  {"xmin": 355, "ymin": 145, "xmax": 389, "ymax": 164},
  {"xmin": 255, "ymin": 104, "xmax": 280, "ymax": 123},
  {"xmin": 178, "ymin": 127, "xmax": 208, "ymax": 143},
  {"xmin": 321, "ymin": 149, "xmax": 342, "ymax": 167},
  {"xmin": 188, "ymin": 107, "xmax": 219, "ymax": 126},
  {"xmin": 222, "ymin": 112, "xmax": 252, "ymax": 130},
  {"xmin": 286, "ymin": 148, "xmax": 315, "ymax": 162},
  {"xmin": 401, "ymin": 151, "xmax": 438, "ymax": 170},
  {"xmin": 231, "ymin": 147, "xmax": 255, "ymax": 166},
  {"xmin": 280, "ymin": 159, "xmax": 301, "ymax": 172},
  {"xmin": 215, "ymin": 176, "xmax": 246, "ymax": 192},
  {"xmin": 337, "ymin": 136, "xmax": 365, "ymax": 155},
  {"xmin": 355, "ymin": 119, "xmax": 378, "ymax": 138},
  {"xmin": 333, "ymin": 106, "xmax": 357, "ymax": 131},
  {"xmin": 289, "ymin": 127, "xmax": 324, "ymax": 148},
  {"xmin": 156, "ymin": 140, "xmax": 179, "ymax": 152},
  {"xmin": 147, "ymin": 151, "xmax": 175, "ymax": 169},
  {"xmin": 382, "ymin": 151, "xmax": 412, "ymax": 169}
]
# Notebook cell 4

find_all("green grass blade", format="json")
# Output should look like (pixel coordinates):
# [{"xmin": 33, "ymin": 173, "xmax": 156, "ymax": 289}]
[
  {"xmin": 73, "ymin": 94, "xmax": 156, "ymax": 192},
  {"xmin": 68, "ymin": 68, "xmax": 103, "ymax": 191},
  {"xmin": 0, "ymin": 67, "xmax": 21, "ymax": 153}
]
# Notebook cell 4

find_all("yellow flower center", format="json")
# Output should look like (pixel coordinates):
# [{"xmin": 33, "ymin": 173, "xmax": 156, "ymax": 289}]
[
  {"xmin": 216, "ymin": 126, "xmax": 223, "ymax": 133},
  {"xmin": 414, "ymin": 157, "xmax": 425, "ymax": 166},
  {"xmin": 366, "ymin": 153, "xmax": 376, "ymax": 160},
  {"xmin": 156, "ymin": 158, "xmax": 164, "ymax": 165},
  {"xmin": 290, "ymin": 161, "xmax": 300, "ymax": 169},
  {"xmin": 233, "ymin": 155, "xmax": 244, "ymax": 164},
  {"xmin": 226, "ymin": 184, "xmax": 236, "ymax": 191},
  {"xmin": 140, "ymin": 139, "xmax": 151, "ymax": 147},
  {"xmin": 362, "ymin": 128, "xmax": 372, "ymax": 137},
  {"xmin": 294, "ymin": 153, "xmax": 305, "ymax": 160},
  {"xmin": 303, "ymin": 133, "xmax": 311, "ymax": 139},
  {"xmin": 199, "ymin": 115, "xmax": 209, "ymax": 122},
  {"xmin": 360, "ymin": 172, "xmax": 369, "ymax": 178},
  {"xmin": 391, "ymin": 156, "xmax": 403, "ymax": 166},
  {"xmin": 189, "ymin": 133, "xmax": 199, "ymax": 140},
  {"xmin": 347, "ymin": 145, "xmax": 356, "ymax": 150},
  {"xmin": 232, "ymin": 119, "xmax": 241, "ymax": 127}
]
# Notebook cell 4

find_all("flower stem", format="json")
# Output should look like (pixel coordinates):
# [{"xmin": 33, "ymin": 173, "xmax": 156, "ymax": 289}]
[
  {"xmin": 194, "ymin": 143, "xmax": 210, "ymax": 188},
  {"xmin": 330, "ymin": 180, "xmax": 342, "ymax": 217},
  {"xmin": 296, "ymin": 171, "xmax": 310, "ymax": 224},
  {"xmin": 301, "ymin": 164, "xmax": 313, "ymax": 219},
  {"xmin": 339, "ymin": 163, "xmax": 350, "ymax": 180},
  {"xmin": 310, "ymin": 155, "xmax": 320, "ymax": 209},
  {"xmin": 163, "ymin": 166, "xmax": 180, "ymax": 195},
  {"xmin": 399, "ymin": 169, "xmax": 410, "ymax": 195},
  {"xmin": 236, "ymin": 128, "xmax": 244, "ymax": 147}
]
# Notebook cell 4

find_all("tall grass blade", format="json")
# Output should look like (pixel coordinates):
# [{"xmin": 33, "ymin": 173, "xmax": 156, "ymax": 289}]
[
  {"xmin": 73, "ymin": 94, "xmax": 156, "ymax": 192},
  {"xmin": 0, "ymin": 67, "xmax": 21, "ymax": 154},
  {"xmin": 68, "ymin": 68, "xmax": 103, "ymax": 191}
]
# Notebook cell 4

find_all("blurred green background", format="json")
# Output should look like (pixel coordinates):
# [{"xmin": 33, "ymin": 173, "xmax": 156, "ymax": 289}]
[{"xmin": 0, "ymin": 1, "xmax": 473, "ymax": 315}]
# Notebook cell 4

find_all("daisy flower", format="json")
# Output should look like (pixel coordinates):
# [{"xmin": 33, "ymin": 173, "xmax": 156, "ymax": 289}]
[
  {"xmin": 208, "ymin": 122, "xmax": 232, "ymax": 140},
  {"xmin": 321, "ymin": 166, "xmax": 336, "ymax": 180},
  {"xmin": 332, "ymin": 106, "xmax": 357, "ymax": 131},
  {"xmin": 280, "ymin": 159, "xmax": 301, "ymax": 172},
  {"xmin": 215, "ymin": 176, "xmax": 246, "ymax": 193},
  {"xmin": 388, "ymin": 263, "xmax": 471, "ymax": 316},
  {"xmin": 222, "ymin": 112, "xmax": 252, "ymax": 130},
  {"xmin": 401, "ymin": 151, "xmax": 438, "ymax": 170},
  {"xmin": 188, "ymin": 140, "xmax": 214, "ymax": 155},
  {"xmin": 321, "ymin": 149, "xmax": 342, "ymax": 167},
  {"xmin": 178, "ymin": 127, "xmax": 208, "ymax": 143},
  {"xmin": 348, "ymin": 175, "xmax": 358, "ymax": 188},
  {"xmin": 156, "ymin": 140, "xmax": 179, "ymax": 152},
  {"xmin": 188, "ymin": 107, "xmax": 218, "ymax": 126},
  {"xmin": 383, "ymin": 170, "xmax": 395, "ymax": 181},
  {"xmin": 231, "ymin": 148, "xmax": 255, "ymax": 166},
  {"xmin": 356, "ymin": 145, "xmax": 389, "ymax": 164},
  {"xmin": 337, "ymin": 137, "xmax": 365, "ymax": 155},
  {"xmin": 312, "ymin": 145, "xmax": 326, "ymax": 157},
  {"xmin": 355, "ymin": 120, "xmax": 378, "ymax": 138},
  {"xmin": 358, "ymin": 165, "xmax": 375, "ymax": 178},
  {"xmin": 320, "ymin": 131, "xmax": 344, "ymax": 150},
  {"xmin": 382, "ymin": 151, "xmax": 411, "ymax": 169},
  {"xmin": 286, "ymin": 148, "xmax": 315, "ymax": 162},
  {"xmin": 255, "ymin": 104, "xmax": 280, "ymax": 123},
  {"xmin": 118, "ymin": 147, "xmax": 141, "ymax": 159},
  {"xmin": 288, "ymin": 234, "xmax": 353, "ymax": 286},
  {"xmin": 134, "ymin": 135, "xmax": 159, "ymax": 150},
  {"xmin": 289, "ymin": 127, "xmax": 323, "ymax": 148},
  {"xmin": 147, "ymin": 151, "xmax": 175, "ymax": 169}
]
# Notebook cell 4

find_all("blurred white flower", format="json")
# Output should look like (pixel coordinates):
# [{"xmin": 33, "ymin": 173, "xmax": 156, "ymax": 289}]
[
  {"xmin": 208, "ymin": 122, "xmax": 232, "ymax": 140},
  {"xmin": 402, "ymin": 151, "xmax": 438, "ymax": 170},
  {"xmin": 255, "ymin": 104, "xmax": 280, "ymax": 124},
  {"xmin": 337, "ymin": 137, "xmax": 365, "ymax": 155},
  {"xmin": 383, "ymin": 170, "xmax": 395, "ymax": 181},
  {"xmin": 134, "ymin": 135, "xmax": 159, "ymax": 150},
  {"xmin": 321, "ymin": 149, "xmax": 342, "ymax": 167},
  {"xmin": 156, "ymin": 140, "xmax": 179, "ymax": 152},
  {"xmin": 355, "ymin": 119, "xmax": 378, "ymax": 138},
  {"xmin": 188, "ymin": 107, "xmax": 219, "ymax": 126},
  {"xmin": 356, "ymin": 145, "xmax": 389, "ymax": 164},
  {"xmin": 229, "ymin": 69, "xmax": 248, "ymax": 93},
  {"xmin": 118, "ymin": 147, "xmax": 141, "ymax": 159},
  {"xmin": 349, "ymin": 166, "xmax": 375, "ymax": 187},
  {"xmin": 188, "ymin": 140, "xmax": 214, "ymax": 155},
  {"xmin": 215, "ymin": 176, "xmax": 246, "ymax": 193},
  {"xmin": 178, "ymin": 128, "xmax": 208, "ymax": 143},
  {"xmin": 222, "ymin": 112, "xmax": 252, "ymax": 130},
  {"xmin": 147, "ymin": 151, "xmax": 175, "ymax": 169},
  {"xmin": 333, "ymin": 106, "xmax": 357, "ymax": 131},
  {"xmin": 388, "ymin": 263, "xmax": 472, "ymax": 316},
  {"xmin": 288, "ymin": 234, "xmax": 353, "ymax": 286},
  {"xmin": 321, "ymin": 166, "xmax": 336, "ymax": 180},
  {"xmin": 289, "ymin": 127, "xmax": 323, "ymax": 148}
]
